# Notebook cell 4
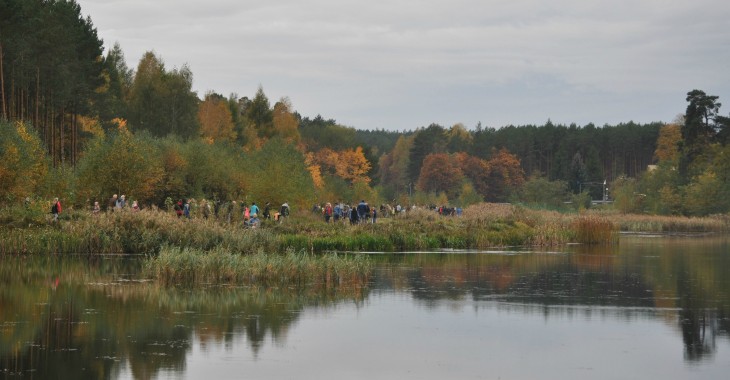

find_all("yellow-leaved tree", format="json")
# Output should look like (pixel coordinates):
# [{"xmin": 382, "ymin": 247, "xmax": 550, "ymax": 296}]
[
  {"xmin": 654, "ymin": 123, "xmax": 682, "ymax": 164},
  {"xmin": 272, "ymin": 98, "xmax": 300, "ymax": 144},
  {"xmin": 335, "ymin": 147, "xmax": 372, "ymax": 184},
  {"xmin": 304, "ymin": 152, "xmax": 325, "ymax": 189},
  {"xmin": 0, "ymin": 121, "xmax": 48, "ymax": 202},
  {"xmin": 198, "ymin": 93, "xmax": 236, "ymax": 144}
]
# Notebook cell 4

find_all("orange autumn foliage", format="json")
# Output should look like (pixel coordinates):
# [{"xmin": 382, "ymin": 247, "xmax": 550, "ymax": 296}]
[
  {"xmin": 310, "ymin": 146, "xmax": 372, "ymax": 185},
  {"xmin": 416, "ymin": 153, "xmax": 464, "ymax": 197}
]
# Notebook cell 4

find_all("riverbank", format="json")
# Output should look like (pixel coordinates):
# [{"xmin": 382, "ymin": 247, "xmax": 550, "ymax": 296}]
[
  {"xmin": 0, "ymin": 203, "xmax": 606, "ymax": 255},
  {"xmin": 2, "ymin": 203, "xmax": 727, "ymax": 286},
  {"xmin": 1, "ymin": 203, "xmax": 727, "ymax": 256}
]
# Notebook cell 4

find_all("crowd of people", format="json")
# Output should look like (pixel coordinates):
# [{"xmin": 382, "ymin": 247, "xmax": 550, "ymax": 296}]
[
  {"xmin": 312, "ymin": 201, "xmax": 463, "ymax": 224},
  {"xmin": 48, "ymin": 193, "xmax": 462, "ymax": 226},
  {"xmin": 98, "ymin": 194, "xmax": 292, "ymax": 229}
]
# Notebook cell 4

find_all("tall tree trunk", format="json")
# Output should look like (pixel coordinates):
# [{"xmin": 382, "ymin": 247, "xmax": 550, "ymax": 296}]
[
  {"xmin": 72, "ymin": 112, "xmax": 77, "ymax": 168},
  {"xmin": 9, "ymin": 66, "xmax": 14, "ymax": 119},
  {"xmin": 60, "ymin": 108, "xmax": 65, "ymax": 166},
  {"xmin": 35, "ymin": 67, "xmax": 40, "ymax": 127},
  {"xmin": 0, "ymin": 39, "xmax": 6, "ymax": 120},
  {"xmin": 21, "ymin": 85, "xmax": 24, "ymax": 120},
  {"xmin": 51, "ymin": 106, "xmax": 56, "ymax": 167},
  {"xmin": 44, "ymin": 97, "xmax": 49, "ymax": 149}
]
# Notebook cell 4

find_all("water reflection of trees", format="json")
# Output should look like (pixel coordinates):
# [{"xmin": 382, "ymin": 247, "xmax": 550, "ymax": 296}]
[
  {"xmin": 0, "ymin": 256, "xmax": 366, "ymax": 379},
  {"xmin": 372, "ymin": 236, "xmax": 730, "ymax": 362}
]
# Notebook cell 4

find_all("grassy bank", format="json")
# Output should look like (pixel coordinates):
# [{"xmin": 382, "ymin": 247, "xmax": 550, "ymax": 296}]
[
  {"xmin": 3, "ymin": 202, "xmax": 726, "ymax": 286},
  {"xmin": 3, "ymin": 204, "xmax": 727, "ymax": 257},
  {"xmin": 0, "ymin": 203, "xmax": 630, "ymax": 255}
]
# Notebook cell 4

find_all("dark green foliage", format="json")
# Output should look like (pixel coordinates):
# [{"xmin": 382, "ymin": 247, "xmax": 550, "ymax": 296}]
[
  {"xmin": 513, "ymin": 175, "xmax": 569, "ymax": 209},
  {"xmin": 683, "ymin": 90, "xmax": 720, "ymax": 145},
  {"xmin": 127, "ymin": 52, "xmax": 200, "ymax": 138},
  {"xmin": 95, "ymin": 42, "xmax": 132, "ymax": 129},
  {"xmin": 354, "ymin": 128, "xmax": 412, "ymax": 157},
  {"xmin": 471, "ymin": 121, "xmax": 660, "ymax": 185},
  {"xmin": 679, "ymin": 90, "xmax": 723, "ymax": 180},
  {"xmin": 407, "ymin": 123, "xmax": 447, "ymax": 182},
  {"xmin": 1, "ymin": 0, "xmax": 105, "ymax": 165},
  {"xmin": 245, "ymin": 86, "xmax": 274, "ymax": 138},
  {"xmin": 299, "ymin": 115, "xmax": 358, "ymax": 150}
]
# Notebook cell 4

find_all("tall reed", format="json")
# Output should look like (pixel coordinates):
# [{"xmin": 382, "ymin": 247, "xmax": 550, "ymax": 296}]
[
  {"xmin": 144, "ymin": 246, "xmax": 372, "ymax": 288},
  {"xmin": 611, "ymin": 213, "xmax": 729, "ymax": 233},
  {"xmin": 572, "ymin": 214, "xmax": 619, "ymax": 244}
]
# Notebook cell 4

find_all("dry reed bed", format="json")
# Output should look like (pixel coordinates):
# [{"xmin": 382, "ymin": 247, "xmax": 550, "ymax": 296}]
[
  {"xmin": 145, "ymin": 246, "xmax": 371, "ymax": 287},
  {"xmin": 608, "ymin": 213, "xmax": 729, "ymax": 233}
]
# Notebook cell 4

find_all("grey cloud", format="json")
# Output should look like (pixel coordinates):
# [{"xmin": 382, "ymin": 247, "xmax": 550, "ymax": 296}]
[{"xmin": 79, "ymin": 0, "xmax": 730, "ymax": 129}]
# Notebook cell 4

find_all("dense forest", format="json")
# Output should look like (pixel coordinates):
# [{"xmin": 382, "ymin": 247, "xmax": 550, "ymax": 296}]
[{"xmin": 1, "ymin": 0, "xmax": 729, "ymax": 215}]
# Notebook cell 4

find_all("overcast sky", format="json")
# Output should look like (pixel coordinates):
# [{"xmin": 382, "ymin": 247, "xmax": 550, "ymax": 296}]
[{"xmin": 77, "ymin": 0, "xmax": 730, "ymax": 131}]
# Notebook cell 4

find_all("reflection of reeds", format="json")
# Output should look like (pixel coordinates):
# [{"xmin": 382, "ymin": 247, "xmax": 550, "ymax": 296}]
[{"xmin": 144, "ymin": 246, "xmax": 371, "ymax": 288}]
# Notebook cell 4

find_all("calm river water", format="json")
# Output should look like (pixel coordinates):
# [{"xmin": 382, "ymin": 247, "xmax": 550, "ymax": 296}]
[{"xmin": 1, "ymin": 235, "xmax": 729, "ymax": 379}]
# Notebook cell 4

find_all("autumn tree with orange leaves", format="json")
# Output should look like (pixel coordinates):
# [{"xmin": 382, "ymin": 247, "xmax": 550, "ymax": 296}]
[
  {"xmin": 414, "ymin": 149, "xmax": 525, "ymax": 203},
  {"xmin": 416, "ymin": 153, "xmax": 464, "ymax": 199},
  {"xmin": 454, "ymin": 152, "xmax": 490, "ymax": 197},
  {"xmin": 485, "ymin": 148, "xmax": 525, "ymax": 202},
  {"xmin": 310, "ymin": 147, "xmax": 372, "ymax": 185}
]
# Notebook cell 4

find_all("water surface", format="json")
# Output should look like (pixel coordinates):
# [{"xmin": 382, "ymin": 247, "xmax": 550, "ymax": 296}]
[{"xmin": 1, "ymin": 235, "xmax": 729, "ymax": 379}]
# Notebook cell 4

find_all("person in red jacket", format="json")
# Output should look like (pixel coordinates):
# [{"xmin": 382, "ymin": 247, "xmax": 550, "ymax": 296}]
[
  {"xmin": 324, "ymin": 202, "xmax": 333, "ymax": 223},
  {"xmin": 51, "ymin": 197, "xmax": 62, "ymax": 222}
]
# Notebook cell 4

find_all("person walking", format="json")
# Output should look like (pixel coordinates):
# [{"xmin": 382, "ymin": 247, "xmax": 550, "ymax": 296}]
[
  {"xmin": 357, "ymin": 200, "xmax": 368, "ymax": 223},
  {"xmin": 50, "ymin": 198, "xmax": 62, "ymax": 222},
  {"xmin": 108, "ymin": 194, "xmax": 118, "ymax": 211},
  {"xmin": 175, "ymin": 199, "xmax": 184, "ymax": 218},
  {"xmin": 116, "ymin": 195, "xmax": 126, "ymax": 210},
  {"xmin": 324, "ymin": 202, "xmax": 333, "ymax": 223},
  {"xmin": 280, "ymin": 202, "xmax": 290, "ymax": 222},
  {"xmin": 263, "ymin": 202, "xmax": 271, "ymax": 220},
  {"xmin": 333, "ymin": 203, "xmax": 342, "ymax": 223},
  {"xmin": 349, "ymin": 205, "xmax": 359, "ymax": 225}
]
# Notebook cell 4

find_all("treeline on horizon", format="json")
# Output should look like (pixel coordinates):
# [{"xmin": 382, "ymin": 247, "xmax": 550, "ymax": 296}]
[{"xmin": 1, "ymin": 0, "xmax": 730, "ymax": 216}]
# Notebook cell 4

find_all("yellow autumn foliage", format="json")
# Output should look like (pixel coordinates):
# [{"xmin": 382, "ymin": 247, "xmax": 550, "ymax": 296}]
[{"xmin": 0, "ymin": 121, "xmax": 48, "ymax": 201}]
